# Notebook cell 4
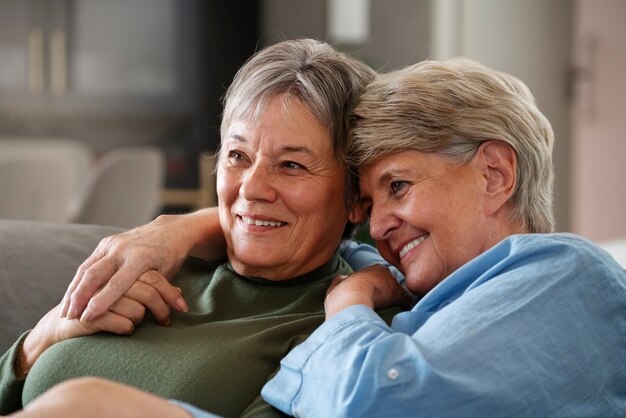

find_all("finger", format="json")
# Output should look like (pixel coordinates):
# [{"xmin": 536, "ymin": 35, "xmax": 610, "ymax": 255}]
[
  {"xmin": 78, "ymin": 261, "xmax": 150, "ymax": 322},
  {"xmin": 66, "ymin": 257, "xmax": 117, "ymax": 320},
  {"xmin": 123, "ymin": 281, "xmax": 172, "ymax": 326},
  {"xmin": 138, "ymin": 270, "xmax": 188, "ymax": 313},
  {"xmin": 108, "ymin": 296, "xmax": 147, "ymax": 325},
  {"xmin": 91, "ymin": 310, "xmax": 137, "ymax": 336},
  {"xmin": 60, "ymin": 252, "xmax": 104, "ymax": 318}
]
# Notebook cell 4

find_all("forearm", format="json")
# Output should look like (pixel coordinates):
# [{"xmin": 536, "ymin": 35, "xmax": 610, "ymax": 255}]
[
  {"xmin": 264, "ymin": 306, "xmax": 452, "ymax": 416},
  {"xmin": 181, "ymin": 207, "xmax": 226, "ymax": 262},
  {"xmin": 13, "ymin": 378, "xmax": 196, "ymax": 418},
  {"xmin": 0, "ymin": 326, "xmax": 57, "ymax": 414},
  {"xmin": 17, "ymin": 328, "xmax": 56, "ymax": 378}
]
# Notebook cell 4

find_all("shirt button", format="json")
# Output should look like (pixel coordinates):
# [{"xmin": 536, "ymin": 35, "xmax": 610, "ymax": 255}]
[{"xmin": 387, "ymin": 368, "xmax": 399, "ymax": 380}]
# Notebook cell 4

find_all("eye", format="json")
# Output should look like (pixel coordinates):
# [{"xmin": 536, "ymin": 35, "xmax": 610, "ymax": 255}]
[
  {"xmin": 390, "ymin": 180, "xmax": 409, "ymax": 194},
  {"xmin": 282, "ymin": 161, "xmax": 305, "ymax": 170},
  {"xmin": 227, "ymin": 150, "xmax": 246, "ymax": 162}
]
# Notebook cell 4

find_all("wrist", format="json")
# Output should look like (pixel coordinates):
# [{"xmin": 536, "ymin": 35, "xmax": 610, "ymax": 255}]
[
  {"xmin": 20, "ymin": 323, "xmax": 56, "ymax": 375},
  {"xmin": 14, "ymin": 334, "xmax": 31, "ymax": 378},
  {"xmin": 325, "ymin": 294, "xmax": 374, "ymax": 320},
  {"xmin": 15, "ymin": 330, "xmax": 48, "ymax": 378},
  {"xmin": 188, "ymin": 207, "xmax": 226, "ymax": 261}
]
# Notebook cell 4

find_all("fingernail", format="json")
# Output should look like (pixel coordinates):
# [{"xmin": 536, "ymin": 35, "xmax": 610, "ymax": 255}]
[
  {"xmin": 66, "ymin": 306, "xmax": 78, "ymax": 320},
  {"xmin": 176, "ymin": 297, "xmax": 188, "ymax": 312},
  {"xmin": 80, "ymin": 308, "xmax": 94, "ymax": 322},
  {"xmin": 176, "ymin": 287, "xmax": 182, "ymax": 294}
]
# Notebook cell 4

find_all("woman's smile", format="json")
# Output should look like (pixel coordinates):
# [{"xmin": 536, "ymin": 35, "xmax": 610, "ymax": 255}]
[
  {"xmin": 397, "ymin": 234, "xmax": 429, "ymax": 258},
  {"xmin": 238, "ymin": 215, "xmax": 287, "ymax": 228}
]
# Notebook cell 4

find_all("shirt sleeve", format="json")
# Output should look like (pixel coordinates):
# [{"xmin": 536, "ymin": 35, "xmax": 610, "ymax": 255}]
[
  {"xmin": 0, "ymin": 332, "xmax": 30, "ymax": 415},
  {"xmin": 261, "ymin": 301, "xmax": 553, "ymax": 418},
  {"xmin": 339, "ymin": 240, "xmax": 405, "ymax": 285},
  {"xmin": 262, "ymin": 305, "xmax": 437, "ymax": 417}
]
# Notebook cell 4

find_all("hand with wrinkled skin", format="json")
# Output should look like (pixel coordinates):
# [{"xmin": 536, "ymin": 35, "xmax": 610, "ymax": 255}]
[
  {"xmin": 60, "ymin": 208, "xmax": 225, "ymax": 322},
  {"xmin": 324, "ymin": 264, "xmax": 415, "ymax": 320},
  {"xmin": 19, "ymin": 279, "xmax": 176, "ymax": 378}
]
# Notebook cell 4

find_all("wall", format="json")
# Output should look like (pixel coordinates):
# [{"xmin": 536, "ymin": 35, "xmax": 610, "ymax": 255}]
[
  {"xmin": 260, "ymin": 0, "xmax": 574, "ymax": 232},
  {"xmin": 431, "ymin": 0, "xmax": 573, "ymax": 232},
  {"xmin": 260, "ymin": 0, "xmax": 431, "ymax": 71},
  {"xmin": 571, "ymin": 0, "xmax": 626, "ymax": 241}
]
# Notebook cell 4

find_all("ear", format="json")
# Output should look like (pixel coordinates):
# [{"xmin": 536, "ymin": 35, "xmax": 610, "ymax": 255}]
[
  {"xmin": 348, "ymin": 200, "xmax": 368, "ymax": 224},
  {"xmin": 478, "ymin": 140, "xmax": 517, "ymax": 216}
]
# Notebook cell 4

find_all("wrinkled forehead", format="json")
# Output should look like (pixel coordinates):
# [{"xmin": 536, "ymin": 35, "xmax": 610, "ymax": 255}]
[
  {"xmin": 223, "ymin": 93, "xmax": 320, "ymax": 136},
  {"xmin": 221, "ymin": 96, "xmax": 336, "ymax": 159}
]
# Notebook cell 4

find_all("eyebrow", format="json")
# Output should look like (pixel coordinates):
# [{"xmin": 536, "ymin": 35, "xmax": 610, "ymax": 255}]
[
  {"xmin": 377, "ymin": 168, "xmax": 414, "ymax": 188},
  {"xmin": 225, "ymin": 134, "xmax": 245, "ymax": 142},
  {"xmin": 224, "ymin": 134, "xmax": 317, "ymax": 157}
]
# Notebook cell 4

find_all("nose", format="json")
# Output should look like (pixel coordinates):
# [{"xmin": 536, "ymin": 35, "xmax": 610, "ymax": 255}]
[
  {"xmin": 368, "ymin": 202, "xmax": 401, "ymax": 241},
  {"xmin": 239, "ymin": 161, "xmax": 278, "ymax": 202}
]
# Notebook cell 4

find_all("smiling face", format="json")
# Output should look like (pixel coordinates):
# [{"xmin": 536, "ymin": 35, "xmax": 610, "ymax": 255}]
[
  {"xmin": 359, "ymin": 150, "xmax": 499, "ymax": 296},
  {"xmin": 217, "ymin": 96, "xmax": 355, "ymax": 280}
]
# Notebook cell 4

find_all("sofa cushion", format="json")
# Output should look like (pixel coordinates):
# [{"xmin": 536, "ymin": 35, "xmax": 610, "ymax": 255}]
[{"xmin": 0, "ymin": 220, "xmax": 123, "ymax": 352}]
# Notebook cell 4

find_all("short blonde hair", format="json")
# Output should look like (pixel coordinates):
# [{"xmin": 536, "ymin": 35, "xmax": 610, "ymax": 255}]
[{"xmin": 349, "ymin": 58, "xmax": 555, "ymax": 233}]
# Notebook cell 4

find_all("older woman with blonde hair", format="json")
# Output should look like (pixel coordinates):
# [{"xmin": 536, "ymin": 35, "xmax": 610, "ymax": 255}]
[{"xmin": 263, "ymin": 58, "xmax": 626, "ymax": 416}]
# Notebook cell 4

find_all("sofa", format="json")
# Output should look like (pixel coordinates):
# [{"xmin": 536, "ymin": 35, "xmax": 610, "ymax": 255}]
[
  {"xmin": 3, "ymin": 218, "xmax": 625, "ymax": 355},
  {"xmin": 0, "ymin": 219, "xmax": 123, "ymax": 353}
]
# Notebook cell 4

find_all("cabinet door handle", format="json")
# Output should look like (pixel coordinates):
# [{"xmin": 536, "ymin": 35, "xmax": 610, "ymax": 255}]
[
  {"xmin": 50, "ymin": 29, "xmax": 67, "ymax": 97},
  {"xmin": 28, "ymin": 28, "xmax": 45, "ymax": 94}
]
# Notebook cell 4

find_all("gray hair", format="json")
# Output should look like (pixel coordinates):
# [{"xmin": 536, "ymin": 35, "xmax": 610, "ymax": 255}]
[
  {"xmin": 349, "ymin": 58, "xmax": 555, "ymax": 233},
  {"xmin": 220, "ymin": 39, "xmax": 376, "ymax": 209}
]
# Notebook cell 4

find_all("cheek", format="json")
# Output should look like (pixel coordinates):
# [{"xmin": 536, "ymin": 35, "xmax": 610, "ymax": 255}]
[
  {"xmin": 216, "ymin": 169, "xmax": 238, "ymax": 202},
  {"xmin": 292, "ymin": 184, "xmax": 350, "ymax": 241},
  {"xmin": 289, "ymin": 177, "xmax": 345, "ymax": 211}
]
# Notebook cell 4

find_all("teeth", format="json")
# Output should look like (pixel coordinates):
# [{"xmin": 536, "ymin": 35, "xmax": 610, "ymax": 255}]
[
  {"xmin": 241, "ymin": 216, "xmax": 284, "ymax": 227},
  {"xmin": 399, "ymin": 235, "xmax": 428, "ymax": 258}
]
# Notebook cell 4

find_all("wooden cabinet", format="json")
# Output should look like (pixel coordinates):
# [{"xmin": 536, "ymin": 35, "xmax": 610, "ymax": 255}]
[
  {"xmin": 1, "ymin": 0, "xmax": 260, "ymax": 195},
  {"xmin": 0, "ymin": 0, "xmax": 195, "ymax": 114}
]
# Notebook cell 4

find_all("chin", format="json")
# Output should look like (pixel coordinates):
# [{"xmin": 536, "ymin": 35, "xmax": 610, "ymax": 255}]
[
  {"xmin": 233, "ymin": 254, "xmax": 279, "ymax": 270},
  {"xmin": 405, "ymin": 270, "xmax": 441, "ymax": 296}
]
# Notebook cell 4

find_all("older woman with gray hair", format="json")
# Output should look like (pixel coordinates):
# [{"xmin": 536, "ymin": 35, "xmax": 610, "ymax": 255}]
[
  {"xmin": 262, "ymin": 58, "xmax": 626, "ymax": 416},
  {"xmin": 0, "ymin": 39, "xmax": 406, "ymax": 418}
]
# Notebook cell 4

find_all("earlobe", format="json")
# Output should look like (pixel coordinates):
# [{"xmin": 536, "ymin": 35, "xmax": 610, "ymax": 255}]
[{"xmin": 479, "ymin": 140, "xmax": 517, "ymax": 213}]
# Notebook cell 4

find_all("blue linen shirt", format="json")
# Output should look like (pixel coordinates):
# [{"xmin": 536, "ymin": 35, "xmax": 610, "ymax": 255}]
[{"xmin": 262, "ymin": 233, "xmax": 626, "ymax": 417}]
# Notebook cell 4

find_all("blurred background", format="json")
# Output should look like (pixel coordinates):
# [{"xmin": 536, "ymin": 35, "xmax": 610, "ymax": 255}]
[{"xmin": 0, "ymin": 0, "xmax": 624, "ymax": 243}]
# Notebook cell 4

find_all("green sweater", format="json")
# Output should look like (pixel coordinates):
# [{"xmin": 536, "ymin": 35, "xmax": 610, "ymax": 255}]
[{"xmin": 0, "ymin": 253, "xmax": 401, "ymax": 417}]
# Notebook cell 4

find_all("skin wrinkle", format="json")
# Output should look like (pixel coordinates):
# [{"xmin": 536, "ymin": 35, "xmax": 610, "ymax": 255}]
[
  {"xmin": 360, "ymin": 149, "xmax": 497, "ymax": 296},
  {"xmin": 218, "ymin": 96, "xmax": 357, "ymax": 281}
]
